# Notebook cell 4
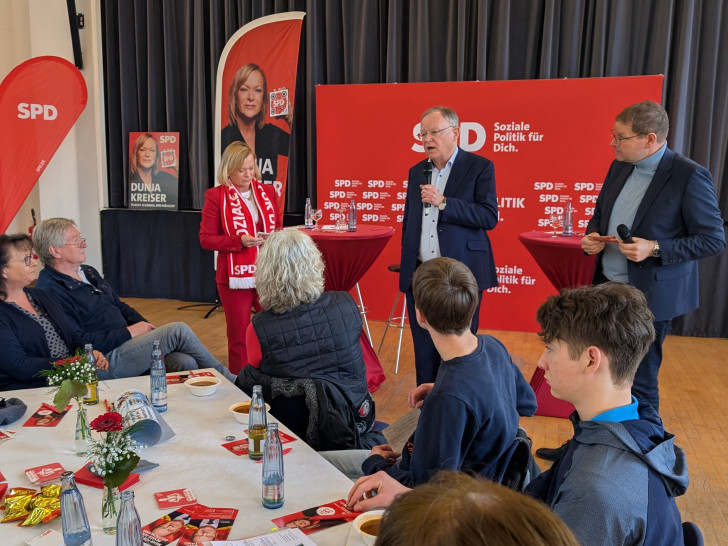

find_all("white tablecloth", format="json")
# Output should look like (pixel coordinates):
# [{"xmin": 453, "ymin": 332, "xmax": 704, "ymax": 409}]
[{"xmin": 1, "ymin": 370, "xmax": 358, "ymax": 545}]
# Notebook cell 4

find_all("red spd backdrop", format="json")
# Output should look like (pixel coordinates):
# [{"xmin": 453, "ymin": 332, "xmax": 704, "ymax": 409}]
[
  {"xmin": 316, "ymin": 76, "xmax": 663, "ymax": 332},
  {"xmin": 0, "ymin": 56, "xmax": 87, "ymax": 232}
]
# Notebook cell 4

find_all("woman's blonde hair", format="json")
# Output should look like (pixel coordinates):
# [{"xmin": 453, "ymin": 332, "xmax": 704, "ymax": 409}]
[
  {"xmin": 255, "ymin": 229, "xmax": 324, "ymax": 313},
  {"xmin": 218, "ymin": 141, "xmax": 262, "ymax": 186}
]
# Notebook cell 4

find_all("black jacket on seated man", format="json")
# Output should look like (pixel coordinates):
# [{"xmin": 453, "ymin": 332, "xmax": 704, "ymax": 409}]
[{"xmin": 36, "ymin": 265, "xmax": 144, "ymax": 354}]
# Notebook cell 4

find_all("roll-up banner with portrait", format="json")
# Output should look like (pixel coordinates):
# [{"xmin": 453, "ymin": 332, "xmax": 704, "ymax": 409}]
[
  {"xmin": 316, "ymin": 76, "xmax": 663, "ymax": 332},
  {"xmin": 0, "ymin": 56, "xmax": 87, "ymax": 232},
  {"xmin": 128, "ymin": 132, "xmax": 180, "ymax": 210},
  {"xmin": 215, "ymin": 12, "xmax": 305, "ymax": 218}
]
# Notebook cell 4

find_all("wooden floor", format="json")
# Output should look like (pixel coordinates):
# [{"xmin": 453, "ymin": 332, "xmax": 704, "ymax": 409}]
[{"xmin": 127, "ymin": 297, "xmax": 728, "ymax": 544}]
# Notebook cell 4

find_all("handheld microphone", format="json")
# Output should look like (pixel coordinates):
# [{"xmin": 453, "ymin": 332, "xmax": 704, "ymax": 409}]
[
  {"xmin": 423, "ymin": 160, "xmax": 432, "ymax": 209},
  {"xmin": 31, "ymin": 208, "xmax": 37, "ymax": 226},
  {"xmin": 617, "ymin": 224, "xmax": 633, "ymax": 243}
]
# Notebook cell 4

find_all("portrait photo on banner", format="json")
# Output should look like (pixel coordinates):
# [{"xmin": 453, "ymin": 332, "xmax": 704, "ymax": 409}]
[
  {"xmin": 128, "ymin": 131, "xmax": 180, "ymax": 210},
  {"xmin": 216, "ymin": 13, "xmax": 304, "ymax": 214}
]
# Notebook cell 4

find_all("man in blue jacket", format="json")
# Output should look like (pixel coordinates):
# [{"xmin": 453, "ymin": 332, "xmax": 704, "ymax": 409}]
[
  {"xmin": 33, "ymin": 218, "xmax": 234, "ymax": 381},
  {"xmin": 400, "ymin": 106, "xmax": 498, "ymax": 385},
  {"xmin": 525, "ymin": 282, "xmax": 688, "ymax": 545},
  {"xmin": 581, "ymin": 101, "xmax": 724, "ymax": 412}
]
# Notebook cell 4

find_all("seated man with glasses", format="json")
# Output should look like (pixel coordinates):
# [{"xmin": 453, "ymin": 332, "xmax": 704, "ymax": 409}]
[
  {"xmin": 400, "ymin": 105, "xmax": 499, "ymax": 386},
  {"xmin": 33, "ymin": 218, "xmax": 234, "ymax": 381}
]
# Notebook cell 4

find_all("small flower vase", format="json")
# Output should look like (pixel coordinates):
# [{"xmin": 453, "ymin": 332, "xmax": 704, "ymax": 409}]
[
  {"xmin": 74, "ymin": 403, "xmax": 91, "ymax": 457},
  {"xmin": 102, "ymin": 484, "xmax": 120, "ymax": 534}
]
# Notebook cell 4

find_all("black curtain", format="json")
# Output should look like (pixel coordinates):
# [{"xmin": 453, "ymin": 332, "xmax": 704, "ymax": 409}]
[{"xmin": 101, "ymin": 0, "xmax": 728, "ymax": 336}]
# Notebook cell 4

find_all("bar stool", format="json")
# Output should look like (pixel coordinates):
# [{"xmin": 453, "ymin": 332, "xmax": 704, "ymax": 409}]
[
  {"xmin": 355, "ymin": 282, "xmax": 373, "ymax": 346},
  {"xmin": 377, "ymin": 264, "xmax": 408, "ymax": 373}
]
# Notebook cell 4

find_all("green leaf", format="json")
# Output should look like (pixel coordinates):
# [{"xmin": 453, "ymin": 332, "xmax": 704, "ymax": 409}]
[
  {"xmin": 53, "ymin": 379, "xmax": 87, "ymax": 410},
  {"xmin": 103, "ymin": 454, "xmax": 140, "ymax": 489}
]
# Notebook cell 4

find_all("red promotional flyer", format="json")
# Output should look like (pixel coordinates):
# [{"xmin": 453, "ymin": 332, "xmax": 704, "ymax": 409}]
[
  {"xmin": 271, "ymin": 499, "xmax": 356, "ymax": 535},
  {"xmin": 177, "ymin": 505, "xmax": 238, "ymax": 545},
  {"xmin": 22, "ymin": 404, "xmax": 71, "ymax": 427},
  {"xmin": 142, "ymin": 505, "xmax": 238, "ymax": 546},
  {"xmin": 222, "ymin": 431, "xmax": 296, "ymax": 456},
  {"xmin": 25, "ymin": 463, "xmax": 65, "ymax": 485},
  {"xmin": 316, "ymin": 76, "xmax": 663, "ymax": 332}
]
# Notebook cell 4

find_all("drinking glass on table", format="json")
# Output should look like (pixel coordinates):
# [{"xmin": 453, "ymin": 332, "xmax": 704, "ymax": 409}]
[
  {"xmin": 312, "ymin": 209, "xmax": 323, "ymax": 230},
  {"xmin": 336, "ymin": 203, "xmax": 348, "ymax": 231},
  {"xmin": 549, "ymin": 214, "xmax": 563, "ymax": 238}
]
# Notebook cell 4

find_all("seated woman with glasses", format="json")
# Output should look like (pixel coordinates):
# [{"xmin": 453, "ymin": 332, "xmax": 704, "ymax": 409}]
[
  {"xmin": 0, "ymin": 234, "xmax": 108, "ymax": 391},
  {"xmin": 236, "ymin": 228, "xmax": 383, "ymax": 451}
]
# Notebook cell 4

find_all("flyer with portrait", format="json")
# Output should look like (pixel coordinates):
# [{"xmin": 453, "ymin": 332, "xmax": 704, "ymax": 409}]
[
  {"xmin": 142, "ymin": 504, "xmax": 238, "ymax": 546},
  {"xmin": 177, "ymin": 505, "xmax": 238, "ymax": 545},
  {"xmin": 270, "ymin": 499, "xmax": 356, "ymax": 535},
  {"xmin": 22, "ymin": 403, "xmax": 70, "ymax": 427}
]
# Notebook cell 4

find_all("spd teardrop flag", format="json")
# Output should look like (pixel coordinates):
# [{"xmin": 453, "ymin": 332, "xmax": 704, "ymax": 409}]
[{"xmin": 0, "ymin": 56, "xmax": 87, "ymax": 232}]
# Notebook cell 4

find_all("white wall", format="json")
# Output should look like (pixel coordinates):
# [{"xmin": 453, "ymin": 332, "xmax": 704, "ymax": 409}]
[{"xmin": 1, "ymin": 0, "xmax": 106, "ymax": 271}]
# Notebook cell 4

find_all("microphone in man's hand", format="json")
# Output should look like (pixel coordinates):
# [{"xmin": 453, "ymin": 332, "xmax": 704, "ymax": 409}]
[
  {"xmin": 423, "ymin": 159, "xmax": 432, "ymax": 209},
  {"xmin": 617, "ymin": 224, "xmax": 633, "ymax": 243}
]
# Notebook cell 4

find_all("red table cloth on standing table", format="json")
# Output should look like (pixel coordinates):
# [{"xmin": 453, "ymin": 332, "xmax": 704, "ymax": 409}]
[
  {"xmin": 519, "ymin": 230, "xmax": 597, "ymax": 418},
  {"xmin": 301, "ymin": 225, "xmax": 395, "ymax": 392}
]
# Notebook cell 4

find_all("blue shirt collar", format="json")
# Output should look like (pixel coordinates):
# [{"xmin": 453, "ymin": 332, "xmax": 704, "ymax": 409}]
[
  {"xmin": 591, "ymin": 395, "xmax": 640, "ymax": 422},
  {"xmin": 434, "ymin": 146, "xmax": 458, "ymax": 172}
]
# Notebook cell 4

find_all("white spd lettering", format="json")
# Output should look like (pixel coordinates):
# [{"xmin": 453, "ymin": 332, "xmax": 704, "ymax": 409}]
[
  {"xmin": 233, "ymin": 264, "xmax": 256, "ymax": 275},
  {"xmin": 17, "ymin": 103, "xmax": 58, "ymax": 120}
]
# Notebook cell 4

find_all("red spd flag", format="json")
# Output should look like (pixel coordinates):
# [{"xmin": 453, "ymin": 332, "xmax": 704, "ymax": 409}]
[
  {"xmin": 0, "ymin": 56, "xmax": 87, "ymax": 231},
  {"xmin": 215, "ymin": 12, "xmax": 305, "ymax": 222}
]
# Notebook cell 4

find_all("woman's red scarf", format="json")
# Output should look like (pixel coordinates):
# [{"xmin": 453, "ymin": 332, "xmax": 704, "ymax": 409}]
[{"xmin": 220, "ymin": 181, "xmax": 276, "ymax": 289}]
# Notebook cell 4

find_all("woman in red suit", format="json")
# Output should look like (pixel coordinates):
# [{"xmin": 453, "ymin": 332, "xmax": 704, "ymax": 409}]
[{"xmin": 199, "ymin": 142, "xmax": 278, "ymax": 374}]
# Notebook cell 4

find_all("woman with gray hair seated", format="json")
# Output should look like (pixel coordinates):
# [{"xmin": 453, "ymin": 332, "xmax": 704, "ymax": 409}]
[{"xmin": 237, "ymin": 228, "xmax": 383, "ymax": 451}]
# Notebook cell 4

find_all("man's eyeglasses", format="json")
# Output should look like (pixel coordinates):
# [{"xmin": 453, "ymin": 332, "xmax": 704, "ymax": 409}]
[
  {"xmin": 418, "ymin": 126, "xmax": 455, "ymax": 139},
  {"xmin": 11, "ymin": 254, "xmax": 34, "ymax": 266},
  {"xmin": 610, "ymin": 129, "xmax": 644, "ymax": 144},
  {"xmin": 64, "ymin": 237, "xmax": 87, "ymax": 248}
]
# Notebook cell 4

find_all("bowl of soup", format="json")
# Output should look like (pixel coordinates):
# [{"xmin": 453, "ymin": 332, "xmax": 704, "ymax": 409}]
[
  {"xmin": 229, "ymin": 401, "xmax": 271, "ymax": 424},
  {"xmin": 353, "ymin": 510, "xmax": 384, "ymax": 545},
  {"xmin": 184, "ymin": 376, "xmax": 221, "ymax": 397}
]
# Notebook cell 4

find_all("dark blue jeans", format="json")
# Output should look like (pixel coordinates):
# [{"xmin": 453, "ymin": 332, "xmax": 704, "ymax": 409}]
[{"xmin": 631, "ymin": 319, "xmax": 671, "ymax": 413}]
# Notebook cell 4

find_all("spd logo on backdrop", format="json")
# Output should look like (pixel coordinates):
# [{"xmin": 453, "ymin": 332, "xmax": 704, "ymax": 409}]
[
  {"xmin": 0, "ymin": 56, "xmax": 87, "ymax": 231},
  {"xmin": 411, "ymin": 122, "xmax": 487, "ymax": 153}
]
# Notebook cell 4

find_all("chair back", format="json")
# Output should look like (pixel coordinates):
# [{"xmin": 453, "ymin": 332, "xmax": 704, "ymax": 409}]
[
  {"xmin": 682, "ymin": 521, "xmax": 704, "ymax": 546},
  {"xmin": 500, "ymin": 436, "xmax": 531, "ymax": 491}
]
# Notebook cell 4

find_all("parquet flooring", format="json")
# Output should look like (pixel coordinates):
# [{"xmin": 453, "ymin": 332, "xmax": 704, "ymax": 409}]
[{"xmin": 126, "ymin": 297, "xmax": 728, "ymax": 544}]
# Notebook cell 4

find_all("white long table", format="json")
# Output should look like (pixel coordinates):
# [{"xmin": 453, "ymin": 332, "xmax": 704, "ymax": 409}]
[{"xmin": 1, "ymin": 370, "xmax": 357, "ymax": 545}]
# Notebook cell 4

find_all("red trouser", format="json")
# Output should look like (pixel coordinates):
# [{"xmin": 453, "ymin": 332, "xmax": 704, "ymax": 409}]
[{"xmin": 217, "ymin": 283, "xmax": 261, "ymax": 374}]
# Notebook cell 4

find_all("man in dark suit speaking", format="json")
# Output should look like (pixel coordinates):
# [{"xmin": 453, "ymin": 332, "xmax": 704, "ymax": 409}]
[
  {"xmin": 400, "ymin": 106, "xmax": 499, "ymax": 385},
  {"xmin": 581, "ymin": 101, "xmax": 724, "ymax": 413}
]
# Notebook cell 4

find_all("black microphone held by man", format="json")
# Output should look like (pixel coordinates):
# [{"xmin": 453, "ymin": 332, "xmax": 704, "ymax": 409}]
[{"xmin": 423, "ymin": 159, "xmax": 432, "ymax": 212}]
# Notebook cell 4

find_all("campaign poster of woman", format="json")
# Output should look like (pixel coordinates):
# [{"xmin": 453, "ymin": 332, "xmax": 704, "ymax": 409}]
[
  {"xmin": 129, "ymin": 131, "xmax": 179, "ymax": 210},
  {"xmin": 216, "ymin": 13, "xmax": 304, "ymax": 215}
]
